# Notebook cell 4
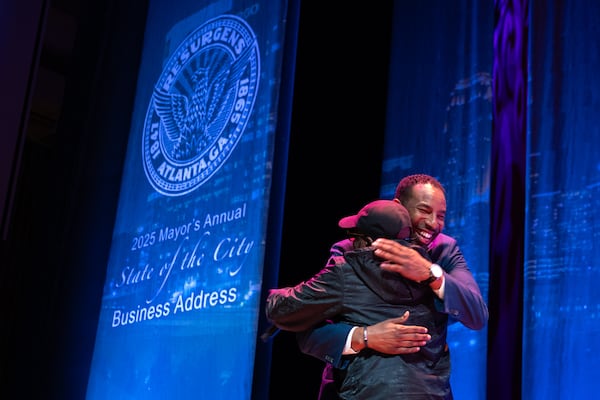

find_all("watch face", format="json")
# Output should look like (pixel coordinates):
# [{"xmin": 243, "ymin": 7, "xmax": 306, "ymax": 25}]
[{"xmin": 431, "ymin": 264, "xmax": 443, "ymax": 278}]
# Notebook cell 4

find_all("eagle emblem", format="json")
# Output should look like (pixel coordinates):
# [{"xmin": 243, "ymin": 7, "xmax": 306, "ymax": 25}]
[{"xmin": 142, "ymin": 15, "xmax": 260, "ymax": 196}]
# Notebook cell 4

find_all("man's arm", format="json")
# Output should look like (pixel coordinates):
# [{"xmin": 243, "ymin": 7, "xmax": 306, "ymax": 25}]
[
  {"xmin": 296, "ymin": 321, "xmax": 353, "ymax": 368},
  {"xmin": 297, "ymin": 312, "xmax": 431, "ymax": 368},
  {"xmin": 265, "ymin": 262, "xmax": 344, "ymax": 332},
  {"xmin": 433, "ymin": 246, "xmax": 488, "ymax": 330},
  {"xmin": 373, "ymin": 236, "xmax": 489, "ymax": 330},
  {"xmin": 294, "ymin": 238, "xmax": 432, "ymax": 365}
]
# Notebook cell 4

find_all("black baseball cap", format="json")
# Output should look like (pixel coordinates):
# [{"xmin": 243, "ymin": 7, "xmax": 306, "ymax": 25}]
[{"xmin": 338, "ymin": 199, "xmax": 412, "ymax": 239}]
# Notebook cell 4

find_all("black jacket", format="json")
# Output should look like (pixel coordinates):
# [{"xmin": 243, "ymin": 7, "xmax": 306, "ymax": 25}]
[{"xmin": 266, "ymin": 240, "xmax": 451, "ymax": 399}]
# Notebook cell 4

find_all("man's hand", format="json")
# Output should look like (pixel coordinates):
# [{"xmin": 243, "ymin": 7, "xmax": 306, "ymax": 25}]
[
  {"xmin": 372, "ymin": 238, "xmax": 432, "ymax": 282},
  {"xmin": 352, "ymin": 311, "xmax": 430, "ymax": 354}
]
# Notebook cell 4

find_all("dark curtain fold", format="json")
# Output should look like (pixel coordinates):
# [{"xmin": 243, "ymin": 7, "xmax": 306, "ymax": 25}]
[{"xmin": 488, "ymin": 1, "xmax": 528, "ymax": 399}]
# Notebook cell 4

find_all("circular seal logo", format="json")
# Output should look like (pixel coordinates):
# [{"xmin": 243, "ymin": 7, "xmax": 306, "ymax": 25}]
[{"xmin": 142, "ymin": 15, "xmax": 260, "ymax": 196}]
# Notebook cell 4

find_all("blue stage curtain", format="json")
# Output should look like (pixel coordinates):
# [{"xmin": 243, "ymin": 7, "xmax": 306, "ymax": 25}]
[
  {"xmin": 523, "ymin": 1, "xmax": 600, "ymax": 399},
  {"xmin": 382, "ymin": 2, "xmax": 493, "ymax": 399}
]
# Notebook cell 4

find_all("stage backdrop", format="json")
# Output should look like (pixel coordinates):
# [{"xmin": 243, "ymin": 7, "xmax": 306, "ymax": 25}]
[
  {"xmin": 381, "ymin": 2, "xmax": 493, "ymax": 399},
  {"xmin": 523, "ymin": 1, "xmax": 600, "ymax": 398},
  {"xmin": 85, "ymin": 1, "xmax": 295, "ymax": 399}
]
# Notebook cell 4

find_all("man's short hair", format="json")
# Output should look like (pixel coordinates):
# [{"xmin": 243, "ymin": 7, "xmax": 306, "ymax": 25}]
[{"xmin": 394, "ymin": 174, "xmax": 446, "ymax": 203}]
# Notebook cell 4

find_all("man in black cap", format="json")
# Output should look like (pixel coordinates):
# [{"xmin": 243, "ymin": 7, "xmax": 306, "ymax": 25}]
[{"xmin": 266, "ymin": 199, "xmax": 449, "ymax": 399}]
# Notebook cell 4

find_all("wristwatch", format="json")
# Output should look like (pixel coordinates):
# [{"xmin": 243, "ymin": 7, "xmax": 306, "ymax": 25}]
[{"xmin": 421, "ymin": 263, "xmax": 443, "ymax": 285}]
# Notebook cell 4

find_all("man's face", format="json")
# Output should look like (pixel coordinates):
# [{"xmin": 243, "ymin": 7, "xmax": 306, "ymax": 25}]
[{"xmin": 402, "ymin": 183, "xmax": 447, "ymax": 247}]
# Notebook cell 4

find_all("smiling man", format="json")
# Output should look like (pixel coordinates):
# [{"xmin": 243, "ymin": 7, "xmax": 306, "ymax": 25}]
[{"xmin": 295, "ymin": 173, "xmax": 489, "ymax": 400}]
